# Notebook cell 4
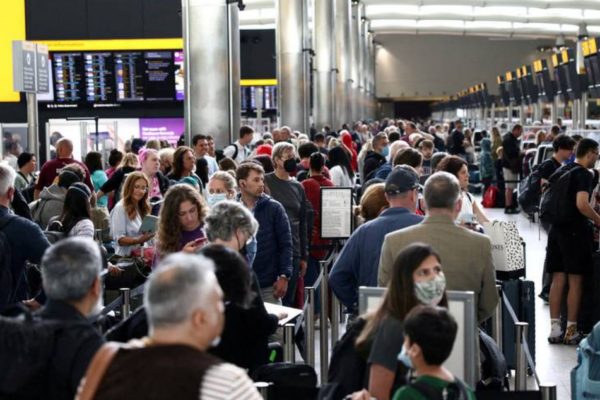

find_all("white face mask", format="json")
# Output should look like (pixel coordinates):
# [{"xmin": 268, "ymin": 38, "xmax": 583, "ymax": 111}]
[
  {"xmin": 414, "ymin": 272, "xmax": 446, "ymax": 306},
  {"xmin": 206, "ymin": 193, "xmax": 227, "ymax": 207}
]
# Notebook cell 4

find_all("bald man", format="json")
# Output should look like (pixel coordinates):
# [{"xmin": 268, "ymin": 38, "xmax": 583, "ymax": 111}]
[{"xmin": 35, "ymin": 138, "xmax": 94, "ymax": 200}]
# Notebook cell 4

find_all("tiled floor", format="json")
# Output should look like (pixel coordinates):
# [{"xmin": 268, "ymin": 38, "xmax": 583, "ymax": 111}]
[{"xmin": 300, "ymin": 205, "xmax": 578, "ymax": 398}]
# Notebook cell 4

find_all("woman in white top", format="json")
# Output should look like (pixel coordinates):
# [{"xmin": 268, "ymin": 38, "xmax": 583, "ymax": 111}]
[
  {"xmin": 48, "ymin": 182, "xmax": 95, "ymax": 238},
  {"xmin": 436, "ymin": 155, "xmax": 489, "ymax": 226},
  {"xmin": 328, "ymin": 146, "xmax": 354, "ymax": 187},
  {"xmin": 110, "ymin": 171, "xmax": 154, "ymax": 256}
]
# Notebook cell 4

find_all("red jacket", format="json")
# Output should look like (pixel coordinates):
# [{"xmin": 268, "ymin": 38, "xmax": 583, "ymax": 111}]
[{"xmin": 301, "ymin": 175, "xmax": 334, "ymax": 259}]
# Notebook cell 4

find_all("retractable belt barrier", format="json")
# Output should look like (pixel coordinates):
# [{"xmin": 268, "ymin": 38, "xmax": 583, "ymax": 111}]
[{"xmin": 100, "ymin": 283, "xmax": 145, "ymax": 316}]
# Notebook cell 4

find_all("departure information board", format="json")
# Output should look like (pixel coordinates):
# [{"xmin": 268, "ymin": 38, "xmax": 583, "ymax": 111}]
[
  {"xmin": 144, "ymin": 51, "xmax": 175, "ymax": 101},
  {"xmin": 115, "ymin": 52, "xmax": 144, "ymax": 102},
  {"xmin": 53, "ymin": 52, "xmax": 84, "ymax": 103},
  {"xmin": 83, "ymin": 52, "xmax": 115, "ymax": 102}
]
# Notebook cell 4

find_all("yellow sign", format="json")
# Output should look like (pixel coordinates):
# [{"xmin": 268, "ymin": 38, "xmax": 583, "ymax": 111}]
[
  {"xmin": 497, "ymin": 75, "xmax": 503, "ymax": 84},
  {"xmin": 506, "ymin": 71, "xmax": 513, "ymax": 81},
  {"xmin": 0, "ymin": 0, "xmax": 26, "ymax": 102},
  {"xmin": 583, "ymin": 40, "xmax": 591, "ymax": 57},
  {"xmin": 533, "ymin": 60, "xmax": 543, "ymax": 73},
  {"xmin": 590, "ymin": 38, "xmax": 598, "ymax": 55},
  {"xmin": 561, "ymin": 50, "xmax": 569, "ymax": 64},
  {"xmin": 552, "ymin": 54, "xmax": 559, "ymax": 67},
  {"xmin": 36, "ymin": 38, "xmax": 183, "ymax": 52}
]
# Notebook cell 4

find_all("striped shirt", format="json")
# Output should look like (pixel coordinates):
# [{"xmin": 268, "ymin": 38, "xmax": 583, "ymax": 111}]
[{"xmin": 201, "ymin": 363, "xmax": 262, "ymax": 400}]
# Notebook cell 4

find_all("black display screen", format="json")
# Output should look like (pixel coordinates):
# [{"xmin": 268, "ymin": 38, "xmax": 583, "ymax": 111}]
[
  {"xmin": 143, "ymin": 51, "xmax": 175, "ymax": 101},
  {"xmin": 52, "ymin": 52, "xmax": 85, "ymax": 103},
  {"xmin": 535, "ymin": 69, "xmax": 555, "ymax": 103},
  {"xmin": 498, "ymin": 81, "xmax": 510, "ymax": 106},
  {"xmin": 114, "ymin": 52, "xmax": 144, "ymax": 102}
]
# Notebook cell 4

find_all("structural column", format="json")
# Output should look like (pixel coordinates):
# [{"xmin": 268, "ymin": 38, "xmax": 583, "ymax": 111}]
[
  {"xmin": 335, "ymin": 0, "xmax": 352, "ymax": 129},
  {"xmin": 368, "ymin": 31, "xmax": 376, "ymax": 119},
  {"xmin": 277, "ymin": 0, "xmax": 309, "ymax": 134},
  {"xmin": 360, "ymin": 12, "xmax": 369, "ymax": 120},
  {"xmin": 350, "ymin": 1, "xmax": 361, "ymax": 123},
  {"xmin": 313, "ymin": 0, "xmax": 335, "ymax": 130},
  {"xmin": 182, "ymin": 0, "xmax": 240, "ymax": 149}
]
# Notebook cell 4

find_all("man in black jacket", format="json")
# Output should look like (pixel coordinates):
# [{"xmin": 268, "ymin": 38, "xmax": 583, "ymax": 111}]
[
  {"xmin": 502, "ymin": 124, "xmax": 523, "ymax": 214},
  {"xmin": 363, "ymin": 132, "xmax": 389, "ymax": 184},
  {"xmin": 448, "ymin": 120, "xmax": 465, "ymax": 156}
]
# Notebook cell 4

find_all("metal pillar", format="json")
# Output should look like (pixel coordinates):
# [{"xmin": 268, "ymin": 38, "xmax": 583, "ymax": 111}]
[
  {"xmin": 283, "ymin": 323, "xmax": 295, "ymax": 363},
  {"xmin": 551, "ymin": 97, "xmax": 559, "ymax": 125},
  {"xmin": 182, "ymin": 0, "xmax": 240, "ymax": 149},
  {"xmin": 540, "ymin": 384, "xmax": 557, "ymax": 400},
  {"xmin": 313, "ymin": 0, "xmax": 335, "ymax": 130},
  {"xmin": 334, "ymin": 0, "xmax": 351, "ymax": 129},
  {"xmin": 26, "ymin": 93, "xmax": 39, "ymax": 160},
  {"xmin": 515, "ymin": 322, "xmax": 529, "ymax": 390},
  {"xmin": 349, "ymin": 1, "xmax": 361, "ymax": 123},
  {"xmin": 277, "ymin": 0, "xmax": 309, "ymax": 134},
  {"xmin": 360, "ymin": 11, "xmax": 368, "ymax": 120},
  {"xmin": 490, "ymin": 103, "xmax": 496, "ymax": 131},
  {"xmin": 572, "ymin": 100, "xmax": 580, "ymax": 132},
  {"xmin": 304, "ymin": 287, "xmax": 316, "ymax": 367},
  {"xmin": 331, "ymin": 294, "xmax": 341, "ymax": 345},
  {"xmin": 120, "ymin": 288, "xmax": 131, "ymax": 319},
  {"xmin": 320, "ymin": 260, "xmax": 330, "ymax": 383},
  {"xmin": 368, "ymin": 31, "xmax": 375, "ymax": 119},
  {"xmin": 580, "ymin": 93, "xmax": 588, "ymax": 130},
  {"xmin": 491, "ymin": 285, "xmax": 503, "ymax": 352},
  {"xmin": 508, "ymin": 104, "xmax": 514, "ymax": 126}
]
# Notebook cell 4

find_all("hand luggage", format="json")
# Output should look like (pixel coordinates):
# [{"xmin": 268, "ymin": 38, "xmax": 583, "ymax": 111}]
[
  {"xmin": 499, "ymin": 279, "xmax": 536, "ymax": 371},
  {"xmin": 576, "ymin": 251, "xmax": 600, "ymax": 333},
  {"xmin": 251, "ymin": 362, "xmax": 318, "ymax": 400},
  {"xmin": 571, "ymin": 321, "xmax": 600, "ymax": 399},
  {"xmin": 482, "ymin": 222, "xmax": 526, "ymax": 280}
]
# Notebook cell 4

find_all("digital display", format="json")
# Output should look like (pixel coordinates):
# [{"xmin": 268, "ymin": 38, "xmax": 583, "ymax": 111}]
[
  {"xmin": 83, "ymin": 52, "xmax": 115, "ymax": 102},
  {"xmin": 52, "ymin": 52, "xmax": 84, "ymax": 103},
  {"xmin": 114, "ymin": 52, "xmax": 144, "ymax": 102},
  {"xmin": 498, "ymin": 81, "xmax": 510, "ymax": 106},
  {"xmin": 174, "ymin": 51, "xmax": 184, "ymax": 101},
  {"xmin": 584, "ymin": 54, "xmax": 600, "ymax": 98},
  {"xmin": 534, "ymin": 60, "xmax": 556, "ymax": 103},
  {"xmin": 507, "ymin": 78, "xmax": 522, "ymax": 106},
  {"xmin": 144, "ymin": 51, "xmax": 175, "ymax": 101},
  {"xmin": 554, "ymin": 64, "xmax": 569, "ymax": 102}
]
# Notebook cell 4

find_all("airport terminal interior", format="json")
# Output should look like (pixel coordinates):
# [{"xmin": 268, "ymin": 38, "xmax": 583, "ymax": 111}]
[{"xmin": 3, "ymin": 0, "xmax": 600, "ymax": 399}]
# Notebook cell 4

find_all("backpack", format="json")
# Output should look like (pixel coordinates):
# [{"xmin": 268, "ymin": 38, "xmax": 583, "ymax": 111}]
[
  {"xmin": 482, "ymin": 186, "xmax": 499, "ymax": 208},
  {"xmin": 44, "ymin": 220, "xmax": 66, "ymax": 244},
  {"xmin": 0, "ymin": 306, "xmax": 90, "ymax": 398},
  {"xmin": 409, "ymin": 378, "xmax": 469, "ymax": 400},
  {"xmin": 571, "ymin": 321, "xmax": 600, "ymax": 399},
  {"xmin": 477, "ymin": 329, "xmax": 510, "ymax": 391},
  {"xmin": 0, "ymin": 215, "xmax": 16, "ymax": 307},
  {"xmin": 539, "ymin": 164, "xmax": 583, "ymax": 225},
  {"xmin": 517, "ymin": 164, "xmax": 542, "ymax": 214},
  {"xmin": 216, "ymin": 144, "xmax": 238, "ymax": 163},
  {"xmin": 251, "ymin": 362, "xmax": 318, "ymax": 400},
  {"xmin": 327, "ymin": 317, "xmax": 368, "ymax": 399}
]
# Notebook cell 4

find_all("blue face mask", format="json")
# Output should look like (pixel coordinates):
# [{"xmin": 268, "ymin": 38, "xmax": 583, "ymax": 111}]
[
  {"xmin": 381, "ymin": 145, "xmax": 390, "ymax": 157},
  {"xmin": 243, "ymin": 236, "xmax": 257, "ymax": 267},
  {"xmin": 397, "ymin": 345, "xmax": 413, "ymax": 369},
  {"xmin": 207, "ymin": 193, "xmax": 227, "ymax": 207}
]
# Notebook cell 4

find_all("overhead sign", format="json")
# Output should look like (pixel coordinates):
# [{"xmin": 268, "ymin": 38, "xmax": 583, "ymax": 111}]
[
  {"xmin": 36, "ymin": 43, "xmax": 49, "ymax": 93},
  {"xmin": 12, "ymin": 40, "xmax": 36, "ymax": 92}
]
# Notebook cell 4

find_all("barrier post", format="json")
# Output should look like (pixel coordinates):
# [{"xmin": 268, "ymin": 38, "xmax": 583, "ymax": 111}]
[
  {"xmin": 331, "ymin": 294, "xmax": 340, "ymax": 345},
  {"xmin": 492, "ymin": 284, "xmax": 503, "ymax": 352},
  {"xmin": 120, "ymin": 288, "xmax": 131, "ymax": 319},
  {"xmin": 320, "ymin": 260, "xmax": 329, "ymax": 382},
  {"xmin": 515, "ymin": 322, "xmax": 528, "ymax": 390},
  {"xmin": 305, "ymin": 287, "xmax": 316, "ymax": 368},
  {"xmin": 539, "ymin": 383, "xmax": 557, "ymax": 400},
  {"xmin": 255, "ymin": 382, "xmax": 269, "ymax": 399},
  {"xmin": 283, "ymin": 323, "xmax": 295, "ymax": 363}
]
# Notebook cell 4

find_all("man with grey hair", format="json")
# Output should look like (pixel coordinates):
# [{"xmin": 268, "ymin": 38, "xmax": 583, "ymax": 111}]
[
  {"xmin": 88, "ymin": 253, "xmax": 261, "ymax": 399},
  {"xmin": 0, "ymin": 162, "xmax": 49, "ymax": 307},
  {"xmin": 38, "ymin": 237, "xmax": 104, "ymax": 400},
  {"xmin": 265, "ymin": 142, "xmax": 312, "ymax": 306},
  {"xmin": 378, "ymin": 171, "xmax": 498, "ymax": 324}
]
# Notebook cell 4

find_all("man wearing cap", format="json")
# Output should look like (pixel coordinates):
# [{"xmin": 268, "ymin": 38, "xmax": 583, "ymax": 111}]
[{"xmin": 329, "ymin": 166, "xmax": 423, "ymax": 312}]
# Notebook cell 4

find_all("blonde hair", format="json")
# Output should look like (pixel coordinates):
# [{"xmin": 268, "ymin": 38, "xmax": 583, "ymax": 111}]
[{"xmin": 358, "ymin": 183, "xmax": 387, "ymax": 222}]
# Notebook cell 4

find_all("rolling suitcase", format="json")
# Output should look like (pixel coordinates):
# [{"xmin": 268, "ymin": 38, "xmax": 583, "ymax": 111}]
[
  {"xmin": 576, "ymin": 251, "xmax": 600, "ymax": 333},
  {"xmin": 500, "ymin": 279, "xmax": 536, "ymax": 371}
]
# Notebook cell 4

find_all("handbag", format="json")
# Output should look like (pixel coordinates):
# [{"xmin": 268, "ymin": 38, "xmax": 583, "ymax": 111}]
[{"xmin": 482, "ymin": 221, "xmax": 525, "ymax": 280}]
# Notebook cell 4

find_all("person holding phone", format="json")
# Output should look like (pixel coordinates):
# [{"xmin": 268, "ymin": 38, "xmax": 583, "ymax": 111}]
[
  {"xmin": 110, "ymin": 172, "xmax": 154, "ymax": 256},
  {"xmin": 155, "ymin": 184, "xmax": 209, "ymax": 262}
]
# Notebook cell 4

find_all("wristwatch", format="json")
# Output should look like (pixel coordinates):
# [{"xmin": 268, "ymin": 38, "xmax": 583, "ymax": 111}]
[{"xmin": 278, "ymin": 274, "xmax": 290, "ymax": 281}]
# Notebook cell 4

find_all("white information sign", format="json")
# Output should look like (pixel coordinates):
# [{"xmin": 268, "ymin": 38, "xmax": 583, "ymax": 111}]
[{"xmin": 320, "ymin": 187, "xmax": 353, "ymax": 239}]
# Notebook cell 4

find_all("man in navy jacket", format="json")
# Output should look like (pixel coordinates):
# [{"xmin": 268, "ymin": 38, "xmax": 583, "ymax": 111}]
[{"xmin": 237, "ymin": 162, "xmax": 293, "ymax": 304}]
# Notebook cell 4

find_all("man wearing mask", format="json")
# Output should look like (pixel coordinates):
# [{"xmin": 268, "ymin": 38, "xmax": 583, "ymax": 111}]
[
  {"xmin": 264, "ymin": 142, "xmax": 312, "ymax": 307},
  {"xmin": 363, "ymin": 132, "xmax": 390, "ymax": 183}
]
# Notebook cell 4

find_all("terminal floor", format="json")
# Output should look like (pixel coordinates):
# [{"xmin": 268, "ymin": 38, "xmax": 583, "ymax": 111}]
[{"xmin": 301, "ymin": 205, "xmax": 577, "ymax": 399}]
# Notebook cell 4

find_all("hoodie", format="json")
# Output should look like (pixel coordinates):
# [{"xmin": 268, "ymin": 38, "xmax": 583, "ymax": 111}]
[
  {"xmin": 30, "ymin": 184, "xmax": 66, "ymax": 229},
  {"xmin": 479, "ymin": 138, "xmax": 494, "ymax": 179}
]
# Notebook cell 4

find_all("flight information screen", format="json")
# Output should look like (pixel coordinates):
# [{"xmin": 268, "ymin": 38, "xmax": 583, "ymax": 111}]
[
  {"xmin": 144, "ymin": 51, "xmax": 175, "ymax": 101},
  {"xmin": 114, "ymin": 52, "xmax": 144, "ymax": 102},
  {"xmin": 83, "ymin": 52, "xmax": 115, "ymax": 102},
  {"xmin": 52, "ymin": 52, "xmax": 84, "ymax": 103}
]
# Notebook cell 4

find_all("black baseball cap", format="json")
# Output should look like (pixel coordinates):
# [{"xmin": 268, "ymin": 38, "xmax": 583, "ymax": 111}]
[{"xmin": 384, "ymin": 165, "xmax": 420, "ymax": 195}]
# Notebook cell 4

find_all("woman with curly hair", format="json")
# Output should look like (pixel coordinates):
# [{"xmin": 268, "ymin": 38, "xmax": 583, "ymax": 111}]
[
  {"xmin": 167, "ymin": 146, "xmax": 203, "ymax": 190},
  {"xmin": 155, "ymin": 184, "xmax": 209, "ymax": 261},
  {"xmin": 110, "ymin": 171, "xmax": 153, "ymax": 256}
]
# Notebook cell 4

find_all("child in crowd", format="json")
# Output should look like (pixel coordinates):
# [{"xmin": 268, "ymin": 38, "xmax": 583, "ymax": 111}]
[{"xmin": 418, "ymin": 140, "xmax": 434, "ymax": 177}]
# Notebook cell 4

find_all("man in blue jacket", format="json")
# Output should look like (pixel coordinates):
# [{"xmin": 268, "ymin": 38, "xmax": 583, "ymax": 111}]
[
  {"xmin": 237, "ymin": 162, "xmax": 293, "ymax": 304},
  {"xmin": 329, "ymin": 166, "xmax": 423, "ymax": 312}
]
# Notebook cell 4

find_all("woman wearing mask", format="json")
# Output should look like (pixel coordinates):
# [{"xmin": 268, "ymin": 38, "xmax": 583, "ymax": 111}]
[
  {"xmin": 167, "ymin": 146, "xmax": 203, "ymax": 190},
  {"xmin": 110, "ymin": 172, "xmax": 154, "ymax": 256},
  {"xmin": 206, "ymin": 171, "xmax": 237, "ymax": 207},
  {"xmin": 355, "ymin": 243, "xmax": 448, "ymax": 400},
  {"xmin": 155, "ymin": 184, "xmax": 208, "ymax": 261}
]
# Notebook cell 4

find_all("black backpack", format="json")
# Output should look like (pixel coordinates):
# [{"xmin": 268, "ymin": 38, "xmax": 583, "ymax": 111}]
[
  {"xmin": 216, "ymin": 144, "xmax": 239, "ymax": 163},
  {"xmin": 539, "ymin": 164, "xmax": 583, "ymax": 225},
  {"xmin": 251, "ymin": 362, "xmax": 318, "ymax": 400},
  {"xmin": 0, "ymin": 306, "xmax": 90, "ymax": 399},
  {"xmin": 477, "ymin": 330, "xmax": 509, "ymax": 391},
  {"xmin": 517, "ymin": 164, "xmax": 543, "ymax": 214},
  {"xmin": 0, "ymin": 215, "xmax": 16, "ymax": 307},
  {"xmin": 327, "ymin": 317, "xmax": 368, "ymax": 399}
]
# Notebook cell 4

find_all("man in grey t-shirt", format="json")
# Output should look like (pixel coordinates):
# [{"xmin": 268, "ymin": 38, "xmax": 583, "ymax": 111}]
[{"xmin": 264, "ymin": 142, "xmax": 313, "ymax": 307}]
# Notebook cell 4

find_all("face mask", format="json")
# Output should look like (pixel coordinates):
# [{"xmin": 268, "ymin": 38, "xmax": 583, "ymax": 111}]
[
  {"xmin": 381, "ymin": 146, "xmax": 390, "ymax": 157},
  {"xmin": 283, "ymin": 158, "xmax": 297, "ymax": 173},
  {"xmin": 207, "ymin": 193, "xmax": 227, "ymax": 207},
  {"xmin": 397, "ymin": 345, "xmax": 413, "ymax": 369},
  {"xmin": 414, "ymin": 272, "xmax": 446, "ymax": 306}
]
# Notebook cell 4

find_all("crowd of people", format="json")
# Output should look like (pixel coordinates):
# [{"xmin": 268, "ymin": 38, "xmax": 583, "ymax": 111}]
[{"xmin": 0, "ymin": 116, "xmax": 597, "ymax": 399}]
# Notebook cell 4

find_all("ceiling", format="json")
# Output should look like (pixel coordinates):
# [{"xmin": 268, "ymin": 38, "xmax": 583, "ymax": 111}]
[{"xmin": 240, "ymin": 0, "xmax": 600, "ymax": 39}]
